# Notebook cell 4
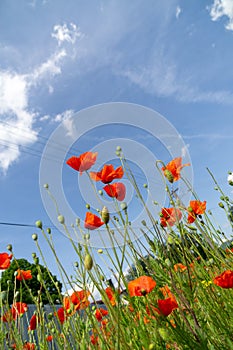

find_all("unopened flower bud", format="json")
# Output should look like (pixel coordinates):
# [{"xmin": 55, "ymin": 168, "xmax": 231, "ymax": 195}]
[
  {"xmin": 58, "ymin": 215, "xmax": 65, "ymax": 224},
  {"xmin": 35, "ymin": 220, "xmax": 42, "ymax": 229},
  {"xmin": 116, "ymin": 146, "xmax": 122, "ymax": 152},
  {"xmin": 167, "ymin": 235, "xmax": 174, "ymax": 245},
  {"xmin": 47, "ymin": 228, "xmax": 51, "ymax": 234},
  {"xmin": 37, "ymin": 274, "xmax": 42, "ymax": 283},
  {"xmin": 32, "ymin": 234, "xmax": 38, "ymax": 241},
  {"xmin": 84, "ymin": 254, "xmax": 93, "ymax": 271},
  {"xmin": 164, "ymin": 169, "xmax": 174, "ymax": 183},
  {"xmin": 7, "ymin": 244, "xmax": 12, "ymax": 252},
  {"xmin": 44, "ymin": 184, "xmax": 49, "ymax": 189},
  {"xmin": 143, "ymin": 183, "xmax": 148, "ymax": 188},
  {"xmin": 120, "ymin": 202, "xmax": 127, "ymax": 211},
  {"xmin": 218, "ymin": 202, "xmax": 224, "ymax": 209},
  {"xmin": 86, "ymin": 204, "xmax": 90, "ymax": 210},
  {"xmin": 98, "ymin": 249, "xmax": 103, "ymax": 254},
  {"xmin": 98, "ymin": 190, "xmax": 103, "ymax": 196},
  {"xmin": 101, "ymin": 206, "xmax": 109, "ymax": 224},
  {"xmin": 228, "ymin": 173, "xmax": 233, "ymax": 186}
]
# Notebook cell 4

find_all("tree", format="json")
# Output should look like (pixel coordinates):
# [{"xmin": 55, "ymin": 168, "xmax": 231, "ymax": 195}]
[{"xmin": 0, "ymin": 258, "xmax": 62, "ymax": 304}]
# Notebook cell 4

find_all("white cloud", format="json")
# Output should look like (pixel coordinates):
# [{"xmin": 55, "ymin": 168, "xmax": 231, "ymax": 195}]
[
  {"xmin": 52, "ymin": 23, "xmax": 84, "ymax": 46},
  {"xmin": 176, "ymin": 6, "xmax": 182, "ymax": 19},
  {"xmin": 209, "ymin": 0, "xmax": 233, "ymax": 30},
  {"xmin": 122, "ymin": 62, "xmax": 233, "ymax": 105},
  {"xmin": 0, "ymin": 71, "xmax": 37, "ymax": 172},
  {"xmin": 0, "ymin": 20, "xmax": 82, "ymax": 173},
  {"xmin": 30, "ymin": 49, "xmax": 67, "ymax": 83}
]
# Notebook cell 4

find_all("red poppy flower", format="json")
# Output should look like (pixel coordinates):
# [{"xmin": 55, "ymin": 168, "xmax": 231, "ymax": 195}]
[
  {"xmin": 103, "ymin": 182, "xmax": 126, "ymax": 201},
  {"xmin": 11, "ymin": 302, "xmax": 28, "ymax": 320},
  {"xmin": 55, "ymin": 307, "xmax": 66, "ymax": 324},
  {"xmin": 95, "ymin": 308, "xmax": 109, "ymax": 322},
  {"xmin": 160, "ymin": 208, "xmax": 182, "ymax": 227},
  {"xmin": 23, "ymin": 343, "xmax": 35, "ymax": 350},
  {"xmin": 105, "ymin": 287, "xmax": 116, "ymax": 306},
  {"xmin": 161, "ymin": 157, "xmax": 190, "ymax": 183},
  {"xmin": 16, "ymin": 269, "xmax": 32, "ymax": 281},
  {"xmin": 158, "ymin": 297, "xmax": 178, "ymax": 316},
  {"xmin": 46, "ymin": 335, "xmax": 53, "ymax": 342},
  {"xmin": 70, "ymin": 290, "xmax": 90, "ymax": 310},
  {"xmin": 174, "ymin": 263, "xmax": 187, "ymax": 272},
  {"xmin": 90, "ymin": 334, "xmax": 99, "ymax": 345},
  {"xmin": 84, "ymin": 212, "xmax": 104, "ymax": 230},
  {"xmin": 213, "ymin": 270, "xmax": 233, "ymax": 289},
  {"xmin": 90, "ymin": 164, "xmax": 124, "ymax": 184},
  {"xmin": 187, "ymin": 200, "xmax": 206, "ymax": 223},
  {"xmin": 0, "ymin": 253, "xmax": 12, "ymax": 270},
  {"xmin": 128, "ymin": 276, "xmax": 156, "ymax": 297},
  {"xmin": 66, "ymin": 152, "xmax": 97, "ymax": 173},
  {"xmin": 28, "ymin": 314, "xmax": 39, "ymax": 331}
]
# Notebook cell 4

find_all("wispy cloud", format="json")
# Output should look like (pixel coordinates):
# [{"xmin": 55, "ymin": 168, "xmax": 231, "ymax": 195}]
[
  {"xmin": 122, "ymin": 63, "xmax": 233, "ymax": 105},
  {"xmin": 183, "ymin": 133, "xmax": 233, "ymax": 140},
  {"xmin": 176, "ymin": 6, "xmax": 182, "ymax": 19},
  {"xmin": 209, "ymin": 0, "xmax": 233, "ymax": 31}
]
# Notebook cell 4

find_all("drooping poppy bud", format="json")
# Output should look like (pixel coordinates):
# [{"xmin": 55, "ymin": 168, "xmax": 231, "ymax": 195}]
[{"xmin": 101, "ymin": 206, "xmax": 109, "ymax": 224}]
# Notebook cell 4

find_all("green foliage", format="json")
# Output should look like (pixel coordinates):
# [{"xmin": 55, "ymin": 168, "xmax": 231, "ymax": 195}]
[{"xmin": 0, "ymin": 258, "xmax": 62, "ymax": 304}]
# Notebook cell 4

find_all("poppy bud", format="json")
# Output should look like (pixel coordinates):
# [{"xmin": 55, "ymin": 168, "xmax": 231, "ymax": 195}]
[
  {"xmin": 116, "ymin": 146, "xmax": 122, "ymax": 152},
  {"xmin": 218, "ymin": 202, "xmax": 224, "ymax": 209},
  {"xmin": 85, "ymin": 233, "xmax": 90, "ymax": 240},
  {"xmin": 167, "ymin": 235, "xmax": 174, "ymax": 245},
  {"xmin": 141, "ymin": 220, "xmax": 147, "ymax": 226},
  {"xmin": 98, "ymin": 190, "xmax": 103, "ymax": 196},
  {"xmin": 86, "ymin": 204, "xmax": 90, "ymax": 210},
  {"xmin": 98, "ymin": 249, "xmax": 103, "ymax": 254},
  {"xmin": 44, "ymin": 184, "xmax": 49, "ymax": 189},
  {"xmin": 84, "ymin": 254, "xmax": 93, "ymax": 271},
  {"xmin": 47, "ymin": 228, "xmax": 51, "ymax": 234},
  {"xmin": 101, "ymin": 206, "xmax": 109, "ymax": 224},
  {"xmin": 74, "ymin": 261, "xmax": 79, "ymax": 267},
  {"xmin": 58, "ymin": 215, "xmax": 65, "ymax": 224},
  {"xmin": 32, "ymin": 234, "xmax": 38, "ymax": 241},
  {"xmin": 228, "ymin": 173, "xmax": 233, "ymax": 186},
  {"xmin": 35, "ymin": 220, "xmax": 43, "ymax": 229},
  {"xmin": 37, "ymin": 274, "xmax": 42, "ymax": 283},
  {"xmin": 7, "ymin": 244, "xmax": 12, "ymax": 252},
  {"xmin": 163, "ymin": 169, "xmax": 174, "ymax": 183},
  {"xmin": 143, "ymin": 183, "xmax": 148, "ymax": 188},
  {"xmin": 120, "ymin": 202, "xmax": 127, "ymax": 211}
]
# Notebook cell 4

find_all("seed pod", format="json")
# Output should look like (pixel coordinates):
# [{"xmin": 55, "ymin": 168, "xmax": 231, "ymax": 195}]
[
  {"xmin": 101, "ymin": 206, "xmax": 109, "ymax": 224},
  {"xmin": 84, "ymin": 254, "xmax": 93, "ymax": 271}
]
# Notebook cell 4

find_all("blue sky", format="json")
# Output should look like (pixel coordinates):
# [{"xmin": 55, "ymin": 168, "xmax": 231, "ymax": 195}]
[{"xmin": 1, "ymin": 0, "xmax": 233, "ymax": 291}]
